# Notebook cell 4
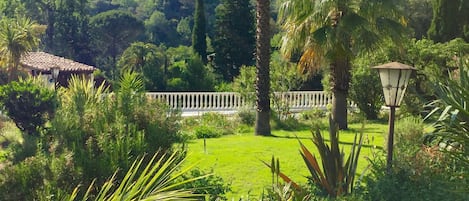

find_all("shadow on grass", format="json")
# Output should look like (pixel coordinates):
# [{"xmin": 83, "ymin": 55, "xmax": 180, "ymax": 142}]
[{"xmin": 268, "ymin": 133, "xmax": 383, "ymax": 150}]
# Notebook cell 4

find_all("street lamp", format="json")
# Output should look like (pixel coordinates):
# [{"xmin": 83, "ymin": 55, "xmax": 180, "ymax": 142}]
[
  {"xmin": 50, "ymin": 66, "xmax": 60, "ymax": 90},
  {"xmin": 372, "ymin": 62, "xmax": 415, "ymax": 174}
]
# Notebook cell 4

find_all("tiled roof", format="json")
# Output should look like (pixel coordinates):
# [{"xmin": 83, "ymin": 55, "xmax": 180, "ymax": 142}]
[{"xmin": 20, "ymin": 52, "xmax": 95, "ymax": 72}]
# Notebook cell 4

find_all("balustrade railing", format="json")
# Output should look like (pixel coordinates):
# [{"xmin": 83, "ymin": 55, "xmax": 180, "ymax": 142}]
[{"xmin": 146, "ymin": 91, "xmax": 357, "ymax": 113}]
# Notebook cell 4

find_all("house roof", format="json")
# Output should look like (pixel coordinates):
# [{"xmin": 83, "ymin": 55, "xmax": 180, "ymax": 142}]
[{"xmin": 20, "ymin": 51, "xmax": 95, "ymax": 73}]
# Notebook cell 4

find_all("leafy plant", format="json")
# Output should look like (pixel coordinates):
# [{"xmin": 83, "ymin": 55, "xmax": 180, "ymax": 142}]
[
  {"xmin": 179, "ymin": 168, "xmax": 232, "ymax": 201},
  {"xmin": 425, "ymin": 56, "xmax": 469, "ymax": 166},
  {"xmin": 69, "ymin": 151, "xmax": 209, "ymax": 201}
]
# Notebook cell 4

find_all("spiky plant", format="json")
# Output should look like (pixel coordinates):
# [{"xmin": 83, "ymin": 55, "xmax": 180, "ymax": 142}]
[{"xmin": 68, "ymin": 151, "xmax": 209, "ymax": 201}]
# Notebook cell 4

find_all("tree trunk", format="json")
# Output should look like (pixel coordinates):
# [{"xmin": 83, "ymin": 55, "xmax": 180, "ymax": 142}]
[
  {"xmin": 330, "ymin": 60, "xmax": 351, "ymax": 129},
  {"xmin": 255, "ymin": 0, "xmax": 271, "ymax": 135},
  {"xmin": 332, "ymin": 89, "xmax": 348, "ymax": 129}
]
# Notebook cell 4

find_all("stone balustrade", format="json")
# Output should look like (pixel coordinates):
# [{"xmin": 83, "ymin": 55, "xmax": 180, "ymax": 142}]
[{"xmin": 146, "ymin": 91, "xmax": 357, "ymax": 116}]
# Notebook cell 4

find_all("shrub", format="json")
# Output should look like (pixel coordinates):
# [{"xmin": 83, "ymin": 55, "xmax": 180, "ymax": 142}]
[
  {"xmin": 237, "ymin": 107, "xmax": 256, "ymax": 125},
  {"xmin": 48, "ymin": 73, "xmax": 184, "ymax": 196},
  {"xmin": 364, "ymin": 150, "xmax": 467, "ymax": 201},
  {"xmin": 0, "ymin": 77, "xmax": 57, "ymax": 136},
  {"xmin": 349, "ymin": 60, "xmax": 383, "ymax": 120},
  {"xmin": 180, "ymin": 169, "xmax": 232, "ymax": 201},
  {"xmin": 195, "ymin": 125, "xmax": 222, "ymax": 138},
  {"xmin": 0, "ymin": 152, "xmax": 80, "ymax": 201}
]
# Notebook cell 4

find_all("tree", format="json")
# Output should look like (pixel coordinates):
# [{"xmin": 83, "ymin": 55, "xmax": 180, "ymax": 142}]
[
  {"xmin": 0, "ymin": 17, "xmax": 41, "ymax": 81},
  {"xmin": 213, "ymin": 0, "xmax": 255, "ymax": 81},
  {"xmin": 117, "ymin": 42, "xmax": 168, "ymax": 91},
  {"xmin": 255, "ymin": 0, "xmax": 271, "ymax": 136},
  {"xmin": 90, "ymin": 10, "xmax": 144, "ymax": 80},
  {"xmin": 278, "ymin": 0, "xmax": 406, "ymax": 129},
  {"xmin": 428, "ymin": 0, "xmax": 469, "ymax": 42},
  {"xmin": 54, "ymin": 0, "xmax": 93, "ymax": 65},
  {"xmin": 192, "ymin": 0, "xmax": 207, "ymax": 63}
]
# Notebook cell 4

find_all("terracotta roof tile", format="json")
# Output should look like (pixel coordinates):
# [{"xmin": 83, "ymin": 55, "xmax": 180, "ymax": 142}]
[{"xmin": 20, "ymin": 52, "xmax": 95, "ymax": 72}]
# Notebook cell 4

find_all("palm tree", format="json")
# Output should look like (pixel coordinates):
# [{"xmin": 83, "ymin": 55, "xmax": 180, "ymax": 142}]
[
  {"xmin": 0, "ymin": 17, "xmax": 41, "ymax": 82},
  {"xmin": 278, "ymin": 0, "xmax": 407, "ymax": 129},
  {"xmin": 255, "ymin": 0, "xmax": 272, "ymax": 135}
]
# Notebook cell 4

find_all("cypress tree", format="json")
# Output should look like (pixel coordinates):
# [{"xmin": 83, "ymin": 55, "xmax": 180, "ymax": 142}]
[
  {"xmin": 428, "ymin": 0, "xmax": 465, "ymax": 42},
  {"xmin": 192, "ymin": 0, "xmax": 207, "ymax": 63}
]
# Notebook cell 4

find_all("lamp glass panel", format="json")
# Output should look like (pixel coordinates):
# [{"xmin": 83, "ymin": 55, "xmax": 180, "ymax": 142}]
[
  {"xmin": 383, "ymin": 85, "xmax": 391, "ymax": 105},
  {"xmin": 378, "ymin": 69, "xmax": 390, "ymax": 88},
  {"xmin": 395, "ymin": 69, "xmax": 412, "ymax": 106}
]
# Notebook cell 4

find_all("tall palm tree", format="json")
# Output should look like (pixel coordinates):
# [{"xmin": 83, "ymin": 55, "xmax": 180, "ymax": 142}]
[
  {"xmin": 278, "ymin": 0, "xmax": 407, "ymax": 129},
  {"xmin": 0, "ymin": 17, "xmax": 41, "ymax": 82},
  {"xmin": 255, "ymin": 0, "xmax": 272, "ymax": 135}
]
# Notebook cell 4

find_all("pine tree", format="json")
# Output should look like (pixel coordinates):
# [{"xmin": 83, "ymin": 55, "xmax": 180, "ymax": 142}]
[
  {"xmin": 192, "ymin": 0, "xmax": 207, "ymax": 63},
  {"xmin": 213, "ymin": 0, "xmax": 255, "ymax": 81}
]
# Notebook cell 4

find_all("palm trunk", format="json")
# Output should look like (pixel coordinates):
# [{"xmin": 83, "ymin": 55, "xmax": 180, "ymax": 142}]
[
  {"xmin": 330, "ymin": 60, "xmax": 351, "ymax": 129},
  {"xmin": 255, "ymin": 0, "xmax": 271, "ymax": 135}
]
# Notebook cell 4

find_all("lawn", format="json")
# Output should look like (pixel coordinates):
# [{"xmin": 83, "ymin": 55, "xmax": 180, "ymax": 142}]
[{"xmin": 184, "ymin": 121, "xmax": 388, "ymax": 199}]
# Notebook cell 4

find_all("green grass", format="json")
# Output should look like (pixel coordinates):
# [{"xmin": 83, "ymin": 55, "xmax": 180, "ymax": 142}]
[{"xmin": 184, "ymin": 121, "xmax": 388, "ymax": 199}]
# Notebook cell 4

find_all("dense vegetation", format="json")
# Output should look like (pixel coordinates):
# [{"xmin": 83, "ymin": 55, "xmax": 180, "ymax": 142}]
[{"xmin": 0, "ymin": 0, "xmax": 467, "ymax": 200}]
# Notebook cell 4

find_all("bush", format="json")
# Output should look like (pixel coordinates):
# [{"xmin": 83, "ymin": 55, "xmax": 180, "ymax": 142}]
[
  {"xmin": 0, "ymin": 152, "xmax": 80, "ymax": 201},
  {"xmin": 364, "ymin": 151, "xmax": 467, "ymax": 201},
  {"xmin": 180, "ymin": 169, "xmax": 232, "ymax": 201},
  {"xmin": 194, "ymin": 125, "xmax": 222, "ymax": 138},
  {"xmin": 237, "ymin": 107, "xmax": 256, "ymax": 125},
  {"xmin": 0, "ymin": 77, "xmax": 57, "ymax": 136}
]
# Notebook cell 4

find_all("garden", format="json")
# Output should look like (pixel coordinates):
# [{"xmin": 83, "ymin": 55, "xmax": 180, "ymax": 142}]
[{"xmin": 0, "ymin": 0, "xmax": 468, "ymax": 200}]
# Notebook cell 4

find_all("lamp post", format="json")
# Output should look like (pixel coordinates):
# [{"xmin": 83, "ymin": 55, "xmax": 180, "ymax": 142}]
[
  {"xmin": 372, "ymin": 62, "xmax": 415, "ymax": 174},
  {"xmin": 50, "ymin": 66, "xmax": 60, "ymax": 90}
]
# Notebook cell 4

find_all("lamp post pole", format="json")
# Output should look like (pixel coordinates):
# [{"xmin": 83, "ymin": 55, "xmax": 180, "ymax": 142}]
[{"xmin": 387, "ymin": 106, "xmax": 396, "ymax": 173}]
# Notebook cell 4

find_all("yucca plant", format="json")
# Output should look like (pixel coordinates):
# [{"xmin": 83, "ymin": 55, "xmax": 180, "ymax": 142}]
[
  {"xmin": 68, "ymin": 151, "xmax": 209, "ymax": 201},
  {"xmin": 265, "ymin": 117, "xmax": 364, "ymax": 198},
  {"xmin": 425, "ymin": 56, "xmax": 469, "ymax": 168}
]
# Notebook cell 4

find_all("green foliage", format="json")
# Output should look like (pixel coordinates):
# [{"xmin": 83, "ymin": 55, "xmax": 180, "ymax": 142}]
[
  {"xmin": 0, "ymin": 77, "xmax": 56, "ymax": 136},
  {"xmin": 191, "ymin": 112, "xmax": 236, "ymax": 139},
  {"xmin": 237, "ymin": 107, "xmax": 256, "ymax": 126},
  {"xmin": 195, "ymin": 125, "xmax": 222, "ymax": 139},
  {"xmin": 364, "ymin": 144, "xmax": 468, "ymax": 200},
  {"xmin": 213, "ymin": 0, "xmax": 255, "ymax": 81},
  {"xmin": 426, "ymin": 57, "xmax": 469, "ymax": 170},
  {"xmin": 180, "ymin": 168, "xmax": 232, "ymax": 201},
  {"xmin": 69, "ymin": 151, "xmax": 209, "ymax": 201},
  {"xmin": 166, "ymin": 46, "xmax": 216, "ymax": 91},
  {"xmin": 53, "ymin": 0, "xmax": 92, "ymax": 64},
  {"xmin": 349, "ymin": 59, "xmax": 384, "ymax": 120},
  {"xmin": 0, "ymin": 152, "xmax": 80, "ymax": 201},
  {"xmin": 428, "ymin": 0, "xmax": 468, "ymax": 42},
  {"xmin": 117, "ymin": 42, "xmax": 167, "ymax": 91},
  {"xmin": 47, "ymin": 73, "xmax": 184, "ymax": 195},
  {"xmin": 90, "ymin": 10, "xmax": 145, "ymax": 79},
  {"xmin": 350, "ymin": 38, "xmax": 469, "ymax": 117}
]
